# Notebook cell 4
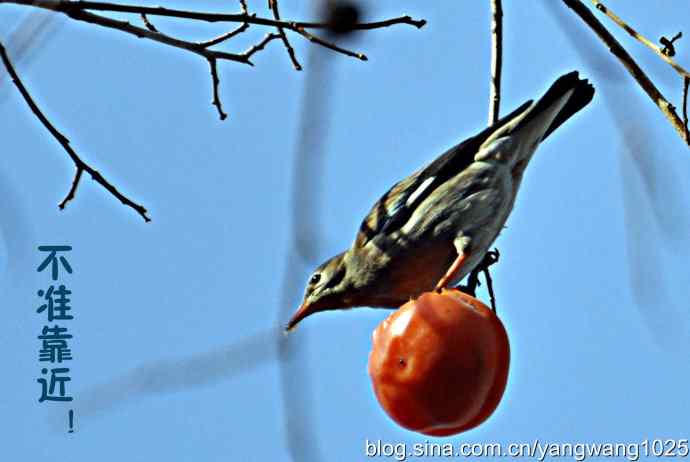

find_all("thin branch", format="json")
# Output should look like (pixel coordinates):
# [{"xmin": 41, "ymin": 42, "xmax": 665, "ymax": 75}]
[
  {"xmin": 0, "ymin": 41, "xmax": 150, "ymax": 221},
  {"xmin": 139, "ymin": 1, "xmax": 252, "ymax": 50},
  {"xmin": 683, "ymin": 77, "xmax": 690, "ymax": 145},
  {"xmin": 562, "ymin": 0, "xmax": 689, "ymax": 147},
  {"xmin": 209, "ymin": 32, "xmax": 281, "ymax": 117},
  {"xmin": 268, "ymin": 0, "xmax": 302, "ymax": 70},
  {"xmin": 59, "ymin": 167, "xmax": 83, "ymax": 210},
  {"xmin": 207, "ymin": 58, "xmax": 227, "ymax": 120},
  {"xmin": 243, "ymin": 33, "xmax": 281, "ymax": 60},
  {"xmin": 140, "ymin": 13, "xmax": 158, "ymax": 32},
  {"xmin": 339, "ymin": 15, "xmax": 426, "ymax": 31},
  {"xmin": 1, "ymin": 1, "xmax": 425, "ymax": 62},
  {"xmin": 199, "ymin": 22, "xmax": 249, "ymax": 49},
  {"xmin": 19, "ymin": 5, "xmax": 282, "ymax": 118},
  {"xmin": 591, "ymin": 1, "xmax": 690, "ymax": 80},
  {"xmin": 294, "ymin": 26, "xmax": 367, "ymax": 61},
  {"xmin": 199, "ymin": 0, "xmax": 251, "ymax": 49},
  {"xmin": 62, "ymin": 8, "xmax": 252, "ymax": 64},
  {"xmin": 0, "ymin": 1, "xmax": 426, "ymax": 31},
  {"xmin": 488, "ymin": 0, "xmax": 503, "ymax": 125}
]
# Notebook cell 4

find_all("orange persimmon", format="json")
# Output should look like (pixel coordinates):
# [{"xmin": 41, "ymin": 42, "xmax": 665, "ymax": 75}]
[{"xmin": 368, "ymin": 289, "xmax": 510, "ymax": 436}]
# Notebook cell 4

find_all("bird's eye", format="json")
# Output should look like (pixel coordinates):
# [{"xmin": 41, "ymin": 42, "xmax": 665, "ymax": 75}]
[{"xmin": 309, "ymin": 273, "xmax": 321, "ymax": 285}]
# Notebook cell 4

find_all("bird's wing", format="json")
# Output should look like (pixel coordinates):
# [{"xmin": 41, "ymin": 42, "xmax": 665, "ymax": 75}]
[{"xmin": 354, "ymin": 100, "xmax": 533, "ymax": 248}]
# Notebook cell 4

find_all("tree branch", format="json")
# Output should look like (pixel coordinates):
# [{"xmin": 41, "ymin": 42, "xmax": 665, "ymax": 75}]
[
  {"xmin": 55, "ymin": 7, "xmax": 254, "ymax": 64},
  {"xmin": 243, "ymin": 32, "xmax": 281, "ymax": 60},
  {"xmin": 199, "ymin": 21, "xmax": 249, "ymax": 49},
  {"xmin": 562, "ymin": 0, "xmax": 689, "ymax": 147},
  {"xmin": 293, "ymin": 26, "xmax": 367, "ymax": 61},
  {"xmin": 207, "ymin": 58, "xmax": 227, "ymax": 120},
  {"xmin": 140, "ymin": 13, "xmax": 158, "ymax": 32},
  {"xmin": 268, "ymin": 0, "xmax": 302, "ymax": 70},
  {"xmin": 0, "ymin": 0, "xmax": 426, "ymax": 221},
  {"xmin": 0, "ymin": 1, "xmax": 426, "ymax": 30},
  {"xmin": 59, "ymin": 167, "xmax": 83, "ymax": 210},
  {"xmin": 1, "ymin": 0, "xmax": 425, "ymax": 115},
  {"xmin": 488, "ymin": 0, "xmax": 503, "ymax": 125},
  {"xmin": 0, "ymin": 1, "xmax": 424, "ymax": 64},
  {"xmin": 591, "ymin": 1, "xmax": 690, "ymax": 80},
  {"xmin": 0, "ymin": 41, "xmax": 150, "ymax": 221},
  {"xmin": 683, "ymin": 77, "xmax": 690, "ymax": 145}
]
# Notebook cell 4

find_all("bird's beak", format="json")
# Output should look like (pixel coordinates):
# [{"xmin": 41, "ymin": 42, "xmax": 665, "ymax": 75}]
[{"xmin": 285, "ymin": 301, "xmax": 314, "ymax": 332}]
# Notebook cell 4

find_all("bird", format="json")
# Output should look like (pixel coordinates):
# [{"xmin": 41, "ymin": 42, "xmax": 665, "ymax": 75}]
[{"xmin": 287, "ymin": 71, "xmax": 594, "ymax": 331}]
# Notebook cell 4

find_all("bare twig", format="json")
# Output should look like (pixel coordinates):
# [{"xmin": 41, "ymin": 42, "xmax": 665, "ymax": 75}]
[
  {"xmin": 0, "ymin": 41, "xmax": 150, "ymax": 221},
  {"xmin": 294, "ymin": 26, "xmax": 367, "ymax": 61},
  {"xmin": 477, "ymin": 0, "xmax": 503, "ymax": 311},
  {"xmin": 51, "ymin": 7, "xmax": 253, "ymax": 64},
  {"xmin": 200, "ymin": 22, "xmax": 250, "ymax": 49},
  {"xmin": 268, "ymin": 0, "xmax": 302, "ymax": 70},
  {"xmin": 1, "ymin": 0, "xmax": 424, "ymax": 118},
  {"xmin": 0, "ymin": 1, "xmax": 426, "ymax": 30},
  {"xmin": 58, "ymin": 7, "xmax": 264, "ymax": 119},
  {"xmin": 590, "ymin": 1, "xmax": 690, "ymax": 80},
  {"xmin": 140, "ymin": 13, "xmax": 158, "ymax": 32},
  {"xmin": 207, "ymin": 58, "xmax": 227, "ymax": 120},
  {"xmin": 204, "ymin": 35, "xmax": 282, "ymax": 122},
  {"xmin": 59, "ymin": 167, "xmax": 83, "ymax": 210},
  {"xmin": 243, "ymin": 32, "xmax": 281, "ymax": 60},
  {"xmin": 562, "ymin": 0, "xmax": 689, "ymax": 146},
  {"xmin": 488, "ymin": 0, "xmax": 503, "ymax": 125},
  {"xmin": 0, "ymin": 1, "xmax": 425, "ymax": 62},
  {"xmin": 683, "ymin": 77, "xmax": 690, "ymax": 145},
  {"xmin": 199, "ymin": 0, "xmax": 251, "ymax": 49}
]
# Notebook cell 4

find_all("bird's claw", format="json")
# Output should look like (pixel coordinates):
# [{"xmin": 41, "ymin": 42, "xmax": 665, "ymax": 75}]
[{"xmin": 457, "ymin": 248, "xmax": 500, "ymax": 312}]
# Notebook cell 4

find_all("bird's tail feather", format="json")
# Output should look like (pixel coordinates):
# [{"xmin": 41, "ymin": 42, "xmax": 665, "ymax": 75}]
[{"xmin": 513, "ymin": 71, "xmax": 595, "ymax": 142}]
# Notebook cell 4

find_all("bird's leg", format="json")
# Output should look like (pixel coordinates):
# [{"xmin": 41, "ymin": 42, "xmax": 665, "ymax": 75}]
[
  {"xmin": 458, "ymin": 270, "xmax": 481, "ymax": 297},
  {"xmin": 482, "ymin": 249, "xmax": 500, "ymax": 312},
  {"xmin": 471, "ymin": 248, "xmax": 500, "ymax": 311},
  {"xmin": 454, "ymin": 248, "xmax": 500, "ymax": 310},
  {"xmin": 435, "ymin": 252, "xmax": 469, "ymax": 292}
]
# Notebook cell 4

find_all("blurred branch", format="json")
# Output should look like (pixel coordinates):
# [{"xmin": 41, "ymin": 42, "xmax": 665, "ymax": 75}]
[
  {"xmin": 0, "ymin": 41, "xmax": 150, "ymax": 221},
  {"xmin": 546, "ymin": 0, "xmax": 690, "ymax": 348},
  {"xmin": 278, "ymin": 41, "xmax": 334, "ymax": 461},
  {"xmin": 69, "ymin": 327, "xmax": 280, "ymax": 422},
  {"xmin": 0, "ymin": 10, "xmax": 61, "ymax": 103},
  {"xmin": 562, "ymin": 0, "xmax": 689, "ymax": 146},
  {"xmin": 488, "ymin": 0, "xmax": 503, "ymax": 125}
]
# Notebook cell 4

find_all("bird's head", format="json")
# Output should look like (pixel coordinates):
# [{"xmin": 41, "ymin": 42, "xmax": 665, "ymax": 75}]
[{"xmin": 286, "ymin": 251, "xmax": 356, "ymax": 331}]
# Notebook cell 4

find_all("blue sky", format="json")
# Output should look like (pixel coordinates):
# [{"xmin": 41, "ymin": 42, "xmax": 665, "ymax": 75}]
[{"xmin": 2, "ymin": 1, "xmax": 690, "ymax": 461}]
